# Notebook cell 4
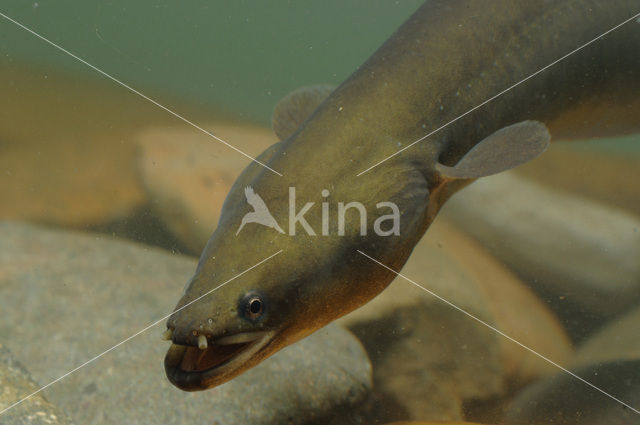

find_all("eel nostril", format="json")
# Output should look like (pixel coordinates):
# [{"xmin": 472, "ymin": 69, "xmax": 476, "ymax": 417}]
[{"xmin": 161, "ymin": 328, "xmax": 173, "ymax": 341}]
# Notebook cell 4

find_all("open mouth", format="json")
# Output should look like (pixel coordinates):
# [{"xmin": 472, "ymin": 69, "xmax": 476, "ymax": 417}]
[{"xmin": 164, "ymin": 330, "xmax": 275, "ymax": 391}]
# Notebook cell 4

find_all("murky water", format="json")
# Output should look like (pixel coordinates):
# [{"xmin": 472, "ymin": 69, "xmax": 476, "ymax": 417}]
[{"xmin": 1, "ymin": 2, "xmax": 639, "ymax": 425}]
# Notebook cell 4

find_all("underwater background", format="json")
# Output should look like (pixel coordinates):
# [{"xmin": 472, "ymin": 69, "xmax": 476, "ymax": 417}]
[{"xmin": 1, "ymin": 0, "xmax": 426, "ymax": 123}]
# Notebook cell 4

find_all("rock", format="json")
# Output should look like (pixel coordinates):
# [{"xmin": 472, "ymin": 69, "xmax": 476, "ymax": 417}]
[
  {"xmin": 0, "ymin": 345, "xmax": 72, "ymax": 425},
  {"xmin": 136, "ymin": 122, "xmax": 277, "ymax": 254},
  {"xmin": 441, "ymin": 172, "xmax": 640, "ymax": 320},
  {"xmin": 383, "ymin": 422, "xmax": 485, "ymax": 425},
  {"xmin": 515, "ymin": 141, "xmax": 640, "ymax": 216},
  {"xmin": 504, "ymin": 360, "xmax": 640, "ymax": 425},
  {"xmin": 0, "ymin": 63, "xmax": 150, "ymax": 228},
  {"xmin": 572, "ymin": 304, "xmax": 640, "ymax": 368},
  {"xmin": 338, "ymin": 219, "xmax": 571, "ymax": 421},
  {"xmin": 435, "ymin": 222, "xmax": 573, "ymax": 384},
  {"xmin": 0, "ymin": 221, "xmax": 372, "ymax": 425}
]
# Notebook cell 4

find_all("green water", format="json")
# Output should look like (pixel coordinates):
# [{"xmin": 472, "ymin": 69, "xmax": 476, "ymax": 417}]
[{"xmin": 1, "ymin": 0, "xmax": 423, "ymax": 124}]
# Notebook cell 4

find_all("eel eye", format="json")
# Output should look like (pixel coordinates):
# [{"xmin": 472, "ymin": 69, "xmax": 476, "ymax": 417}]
[{"xmin": 241, "ymin": 292, "xmax": 265, "ymax": 321}]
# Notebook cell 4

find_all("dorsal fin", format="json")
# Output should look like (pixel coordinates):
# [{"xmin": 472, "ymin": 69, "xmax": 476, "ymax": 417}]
[
  {"xmin": 271, "ymin": 85, "xmax": 335, "ymax": 140},
  {"xmin": 436, "ymin": 120, "xmax": 550, "ymax": 179}
]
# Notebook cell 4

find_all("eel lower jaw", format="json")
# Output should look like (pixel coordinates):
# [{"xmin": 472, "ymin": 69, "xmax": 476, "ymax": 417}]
[{"xmin": 164, "ymin": 330, "xmax": 276, "ymax": 391}]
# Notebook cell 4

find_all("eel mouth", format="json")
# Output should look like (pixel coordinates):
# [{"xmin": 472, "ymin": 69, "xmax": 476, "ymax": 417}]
[{"xmin": 164, "ymin": 330, "xmax": 275, "ymax": 391}]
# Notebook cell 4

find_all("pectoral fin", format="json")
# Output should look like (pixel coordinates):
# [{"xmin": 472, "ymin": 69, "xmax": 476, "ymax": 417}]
[
  {"xmin": 272, "ymin": 85, "xmax": 336, "ymax": 140},
  {"xmin": 436, "ymin": 120, "xmax": 550, "ymax": 179}
]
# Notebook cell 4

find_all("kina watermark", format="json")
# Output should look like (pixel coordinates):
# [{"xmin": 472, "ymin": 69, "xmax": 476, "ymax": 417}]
[{"xmin": 236, "ymin": 186, "xmax": 400, "ymax": 237}]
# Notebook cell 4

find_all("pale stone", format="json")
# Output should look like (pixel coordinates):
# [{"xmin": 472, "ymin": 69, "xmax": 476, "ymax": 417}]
[
  {"xmin": 0, "ymin": 221, "xmax": 372, "ymax": 425},
  {"xmin": 441, "ymin": 172, "xmax": 640, "ymax": 318},
  {"xmin": 136, "ymin": 122, "xmax": 276, "ymax": 253}
]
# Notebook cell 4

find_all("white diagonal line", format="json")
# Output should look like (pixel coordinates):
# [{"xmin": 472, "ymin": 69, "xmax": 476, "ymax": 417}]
[
  {"xmin": 0, "ymin": 11, "xmax": 283, "ymax": 177},
  {"xmin": 357, "ymin": 249, "xmax": 640, "ymax": 415},
  {"xmin": 0, "ymin": 249, "xmax": 283, "ymax": 417},
  {"xmin": 356, "ymin": 10, "xmax": 640, "ymax": 176}
]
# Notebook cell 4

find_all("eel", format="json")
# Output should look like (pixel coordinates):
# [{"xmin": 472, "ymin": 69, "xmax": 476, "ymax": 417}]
[{"xmin": 164, "ymin": 0, "xmax": 640, "ymax": 390}]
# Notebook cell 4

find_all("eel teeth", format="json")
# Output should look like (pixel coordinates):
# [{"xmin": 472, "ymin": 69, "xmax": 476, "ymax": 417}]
[
  {"xmin": 162, "ymin": 329, "xmax": 173, "ymax": 341},
  {"xmin": 198, "ymin": 334, "xmax": 208, "ymax": 350}
]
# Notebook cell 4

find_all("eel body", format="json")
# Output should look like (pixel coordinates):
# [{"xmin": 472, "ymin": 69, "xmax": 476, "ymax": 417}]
[{"xmin": 164, "ymin": 0, "xmax": 640, "ymax": 390}]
